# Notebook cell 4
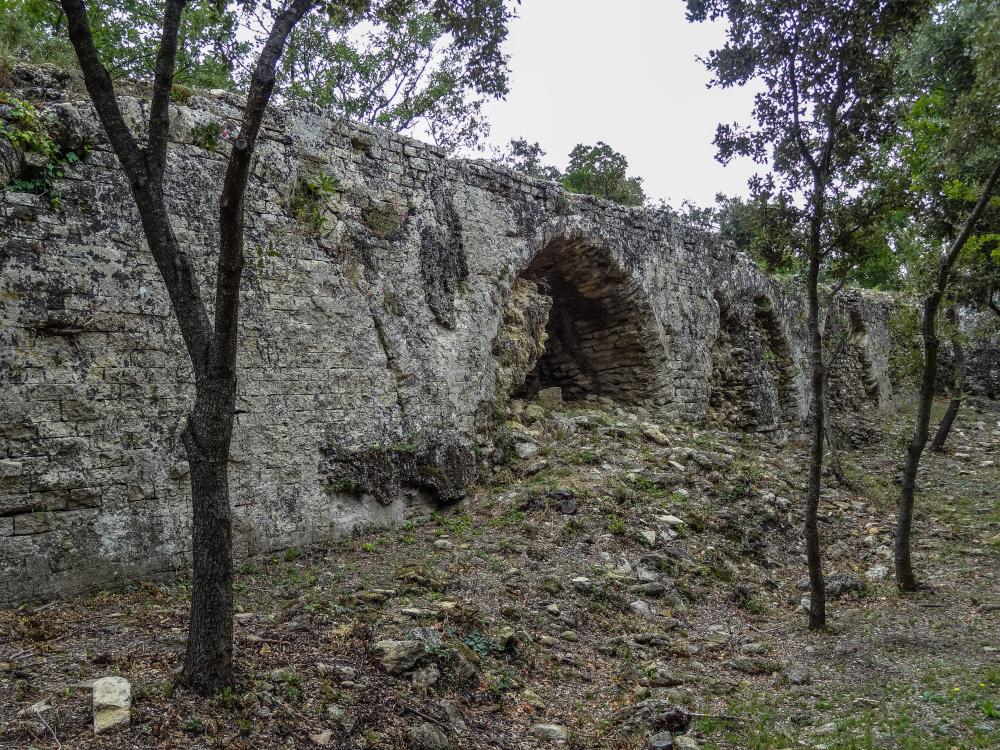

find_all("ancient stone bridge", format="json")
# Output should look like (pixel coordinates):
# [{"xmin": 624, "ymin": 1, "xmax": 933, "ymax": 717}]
[{"xmin": 0, "ymin": 66, "xmax": 895, "ymax": 604}]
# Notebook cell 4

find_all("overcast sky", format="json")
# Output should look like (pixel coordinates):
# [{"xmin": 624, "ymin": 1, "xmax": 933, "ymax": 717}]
[{"xmin": 476, "ymin": 0, "xmax": 762, "ymax": 208}]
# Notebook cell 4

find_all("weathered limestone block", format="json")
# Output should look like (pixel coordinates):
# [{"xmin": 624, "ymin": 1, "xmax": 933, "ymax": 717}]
[{"xmin": 93, "ymin": 676, "xmax": 130, "ymax": 733}]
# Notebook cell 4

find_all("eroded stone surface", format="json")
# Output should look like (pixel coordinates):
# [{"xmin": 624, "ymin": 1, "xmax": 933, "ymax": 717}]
[{"xmin": 92, "ymin": 676, "xmax": 130, "ymax": 734}]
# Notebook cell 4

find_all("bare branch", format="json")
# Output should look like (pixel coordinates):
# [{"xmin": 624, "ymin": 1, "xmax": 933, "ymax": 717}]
[
  {"xmin": 147, "ymin": 0, "xmax": 189, "ymax": 182},
  {"xmin": 787, "ymin": 27, "xmax": 820, "ymax": 178},
  {"xmin": 213, "ymin": 0, "xmax": 317, "ymax": 375}
]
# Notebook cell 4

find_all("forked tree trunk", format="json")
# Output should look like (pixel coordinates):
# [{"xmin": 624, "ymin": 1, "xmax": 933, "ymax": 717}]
[
  {"xmin": 895, "ymin": 295, "xmax": 939, "ymax": 591},
  {"xmin": 930, "ymin": 307, "xmax": 963, "ymax": 452},
  {"xmin": 60, "ymin": 0, "xmax": 317, "ymax": 693},
  {"xmin": 896, "ymin": 157, "xmax": 1000, "ymax": 591}
]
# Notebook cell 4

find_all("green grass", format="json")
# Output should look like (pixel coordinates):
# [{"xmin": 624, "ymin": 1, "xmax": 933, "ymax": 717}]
[{"xmin": 697, "ymin": 665, "xmax": 1000, "ymax": 750}]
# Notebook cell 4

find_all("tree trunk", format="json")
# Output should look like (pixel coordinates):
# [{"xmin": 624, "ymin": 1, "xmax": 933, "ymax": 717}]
[
  {"xmin": 804, "ymin": 203, "xmax": 826, "ymax": 630},
  {"xmin": 182, "ymin": 379, "xmax": 237, "ymax": 691},
  {"xmin": 895, "ymin": 295, "xmax": 939, "ymax": 591},
  {"xmin": 930, "ymin": 307, "xmax": 963, "ymax": 452},
  {"xmin": 895, "ymin": 156, "xmax": 1000, "ymax": 592}
]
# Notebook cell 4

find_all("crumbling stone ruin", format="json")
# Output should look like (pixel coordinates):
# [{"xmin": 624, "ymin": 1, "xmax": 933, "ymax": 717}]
[{"xmin": 1, "ymin": 66, "xmax": 896, "ymax": 605}]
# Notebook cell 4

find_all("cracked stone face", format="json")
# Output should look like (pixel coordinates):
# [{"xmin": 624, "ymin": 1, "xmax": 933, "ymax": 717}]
[{"xmin": 0, "ymin": 63, "xmax": 898, "ymax": 605}]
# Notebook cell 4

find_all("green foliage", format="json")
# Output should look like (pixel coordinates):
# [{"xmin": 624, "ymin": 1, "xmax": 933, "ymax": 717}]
[
  {"xmin": 170, "ymin": 84, "xmax": 194, "ymax": 105},
  {"xmin": 562, "ymin": 142, "xmax": 645, "ymax": 206},
  {"xmin": 0, "ymin": 0, "xmax": 246, "ymax": 89},
  {"xmin": 619, "ymin": 473, "xmax": 666, "ymax": 498},
  {"xmin": 686, "ymin": 0, "xmax": 930, "ymax": 290},
  {"xmin": 292, "ymin": 173, "xmax": 339, "ymax": 234},
  {"xmin": 498, "ymin": 138, "xmax": 646, "ymax": 206},
  {"xmin": 0, "ymin": 92, "xmax": 55, "ymax": 159},
  {"xmin": 0, "ymin": 92, "xmax": 84, "ymax": 208},
  {"xmin": 181, "ymin": 717, "xmax": 205, "ymax": 734},
  {"xmin": 605, "ymin": 513, "xmax": 627, "ymax": 535},
  {"xmin": 326, "ymin": 477, "xmax": 361, "ymax": 495},
  {"xmin": 720, "ymin": 192, "xmax": 799, "ymax": 274},
  {"xmin": 277, "ymin": 670, "xmax": 302, "ymax": 703},
  {"xmin": 250, "ymin": 240, "xmax": 282, "ymax": 278},
  {"xmin": 191, "ymin": 121, "xmax": 221, "ymax": 152},
  {"xmin": 888, "ymin": 0, "xmax": 1000, "ymax": 310},
  {"xmin": 496, "ymin": 138, "xmax": 562, "ymax": 180},
  {"xmin": 462, "ymin": 630, "xmax": 500, "ymax": 659},
  {"xmin": 281, "ymin": 3, "xmax": 513, "ymax": 153}
]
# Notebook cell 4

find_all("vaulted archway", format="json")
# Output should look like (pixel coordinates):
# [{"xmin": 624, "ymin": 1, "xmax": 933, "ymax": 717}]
[
  {"xmin": 828, "ymin": 310, "xmax": 881, "ymax": 410},
  {"xmin": 506, "ymin": 236, "xmax": 670, "ymax": 406},
  {"xmin": 709, "ymin": 294, "xmax": 801, "ymax": 431}
]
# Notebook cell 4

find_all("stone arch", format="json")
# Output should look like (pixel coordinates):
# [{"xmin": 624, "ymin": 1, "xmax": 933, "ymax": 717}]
[
  {"xmin": 501, "ymin": 234, "xmax": 670, "ymax": 406},
  {"xmin": 828, "ymin": 309, "xmax": 881, "ymax": 410},
  {"xmin": 709, "ymin": 293, "xmax": 801, "ymax": 431},
  {"xmin": 708, "ymin": 296, "xmax": 757, "ymax": 428},
  {"xmin": 752, "ymin": 296, "xmax": 801, "ymax": 423}
]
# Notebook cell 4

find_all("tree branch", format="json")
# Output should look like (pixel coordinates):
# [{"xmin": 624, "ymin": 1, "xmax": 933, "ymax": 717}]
[
  {"xmin": 60, "ymin": 0, "xmax": 213, "ymax": 373},
  {"xmin": 940, "ymin": 156, "xmax": 1000, "ymax": 276},
  {"xmin": 147, "ymin": 0, "xmax": 188, "ymax": 182},
  {"xmin": 213, "ymin": 0, "xmax": 316, "ymax": 376},
  {"xmin": 787, "ymin": 27, "xmax": 820, "ymax": 178},
  {"xmin": 59, "ymin": 0, "xmax": 146, "ymax": 187}
]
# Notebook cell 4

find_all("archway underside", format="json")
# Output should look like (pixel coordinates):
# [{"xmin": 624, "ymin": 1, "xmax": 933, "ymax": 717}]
[
  {"xmin": 512, "ymin": 239, "xmax": 668, "ymax": 406},
  {"xmin": 709, "ymin": 297, "xmax": 799, "ymax": 431}
]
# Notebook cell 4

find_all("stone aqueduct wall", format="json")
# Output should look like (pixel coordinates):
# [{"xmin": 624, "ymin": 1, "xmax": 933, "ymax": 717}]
[{"xmin": 0, "ymin": 67, "xmax": 895, "ymax": 605}]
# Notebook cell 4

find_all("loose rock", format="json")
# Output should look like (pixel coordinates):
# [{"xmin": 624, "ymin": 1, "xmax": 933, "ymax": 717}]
[
  {"xmin": 407, "ymin": 721, "xmax": 450, "ymax": 750},
  {"xmin": 93, "ymin": 676, "xmax": 130, "ymax": 734},
  {"xmin": 374, "ymin": 639, "xmax": 426, "ymax": 674},
  {"xmin": 530, "ymin": 723, "xmax": 569, "ymax": 743}
]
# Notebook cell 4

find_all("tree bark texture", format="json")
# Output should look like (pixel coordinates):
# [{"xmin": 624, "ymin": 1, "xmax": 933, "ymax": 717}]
[{"xmin": 804, "ymin": 201, "xmax": 827, "ymax": 630}]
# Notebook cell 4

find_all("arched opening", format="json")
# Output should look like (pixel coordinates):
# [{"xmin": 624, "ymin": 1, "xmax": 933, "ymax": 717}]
[
  {"xmin": 753, "ymin": 297, "xmax": 799, "ymax": 422},
  {"xmin": 709, "ymin": 295, "xmax": 799, "ymax": 431},
  {"xmin": 502, "ymin": 237, "xmax": 668, "ymax": 406},
  {"xmin": 828, "ymin": 310, "xmax": 880, "ymax": 410},
  {"xmin": 709, "ymin": 303, "xmax": 756, "ymax": 428}
]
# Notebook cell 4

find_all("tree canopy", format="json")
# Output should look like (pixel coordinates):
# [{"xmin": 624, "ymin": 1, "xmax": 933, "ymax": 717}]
[
  {"xmin": 280, "ymin": 3, "xmax": 512, "ymax": 151},
  {"xmin": 0, "ymin": 0, "xmax": 515, "ymax": 152},
  {"xmin": 498, "ymin": 138, "xmax": 646, "ymax": 206},
  {"xmin": 0, "ymin": 0, "xmax": 246, "ymax": 88}
]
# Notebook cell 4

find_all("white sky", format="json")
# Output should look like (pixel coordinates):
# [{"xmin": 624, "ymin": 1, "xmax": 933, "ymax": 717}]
[{"xmin": 475, "ymin": 0, "xmax": 762, "ymax": 208}]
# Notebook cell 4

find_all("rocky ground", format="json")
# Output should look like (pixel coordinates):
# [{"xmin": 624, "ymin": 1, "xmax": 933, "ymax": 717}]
[{"xmin": 1, "ymin": 395, "xmax": 998, "ymax": 750}]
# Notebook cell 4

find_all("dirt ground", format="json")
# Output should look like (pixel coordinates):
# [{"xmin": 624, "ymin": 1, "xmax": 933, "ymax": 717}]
[{"xmin": 1, "ymin": 397, "xmax": 997, "ymax": 750}]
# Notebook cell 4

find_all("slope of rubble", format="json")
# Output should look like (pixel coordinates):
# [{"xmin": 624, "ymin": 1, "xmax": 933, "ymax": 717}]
[{"xmin": 1, "ymin": 394, "xmax": 998, "ymax": 750}]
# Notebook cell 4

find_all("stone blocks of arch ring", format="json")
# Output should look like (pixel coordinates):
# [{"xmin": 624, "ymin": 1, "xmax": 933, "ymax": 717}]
[{"xmin": 0, "ymin": 64, "xmax": 895, "ymax": 606}]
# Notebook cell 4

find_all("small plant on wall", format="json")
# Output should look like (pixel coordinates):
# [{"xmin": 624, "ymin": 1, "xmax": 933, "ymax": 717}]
[
  {"xmin": 191, "ymin": 121, "xmax": 222, "ymax": 152},
  {"xmin": 291, "ymin": 172, "xmax": 339, "ymax": 234},
  {"xmin": 0, "ymin": 92, "xmax": 87, "ymax": 209}
]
